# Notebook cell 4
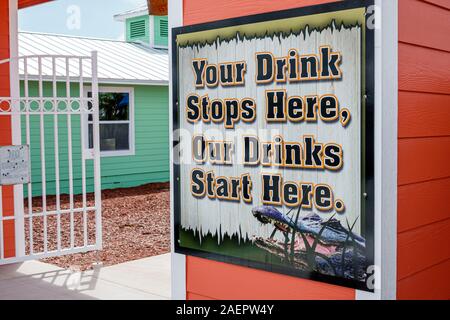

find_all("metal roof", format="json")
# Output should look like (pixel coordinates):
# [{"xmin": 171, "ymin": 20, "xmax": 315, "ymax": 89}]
[{"xmin": 18, "ymin": 32, "xmax": 169, "ymax": 86}]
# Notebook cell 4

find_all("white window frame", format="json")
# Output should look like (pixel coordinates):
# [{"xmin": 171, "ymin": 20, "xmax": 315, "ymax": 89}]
[{"xmin": 84, "ymin": 86, "xmax": 135, "ymax": 158}]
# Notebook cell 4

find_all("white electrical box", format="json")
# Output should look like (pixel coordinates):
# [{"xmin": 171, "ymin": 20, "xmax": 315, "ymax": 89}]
[{"xmin": 0, "ymin": 145, "xmax": 30, "ymax": 185}]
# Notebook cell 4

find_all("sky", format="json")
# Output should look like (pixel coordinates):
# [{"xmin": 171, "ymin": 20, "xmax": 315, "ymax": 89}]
[{"xmin": 19, "ymin": 0, "xmax": 147, "ymax": 40}]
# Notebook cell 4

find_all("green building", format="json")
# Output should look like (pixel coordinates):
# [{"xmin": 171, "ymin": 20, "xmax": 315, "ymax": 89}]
[{"xmin": 18, "ymin": 8, "xmax": 169, "ymax": 196}]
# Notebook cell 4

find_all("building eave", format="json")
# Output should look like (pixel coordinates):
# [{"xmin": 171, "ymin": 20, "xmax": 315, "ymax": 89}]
[{"xmin": 113, "ymin": 9, "xmax": 148, "ymax": 22}]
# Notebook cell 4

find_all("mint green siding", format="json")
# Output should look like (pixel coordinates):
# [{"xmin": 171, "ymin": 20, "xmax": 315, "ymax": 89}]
[
  {"xmin": 126, "ymin": 15, "xmax": 150, "ymax": 43},
  {"xmin": 154, "ymin": 16, "xmax": 168, "ymax": 47},
  {"xmin": 20, "ymin": 81, "xmax": 169, "ymax": 197},
  {"xmin": 125, "ymin": 15, "xmax": 168, "ymax": 47}
]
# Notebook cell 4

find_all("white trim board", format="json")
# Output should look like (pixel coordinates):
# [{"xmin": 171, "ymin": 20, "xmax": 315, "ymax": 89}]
[
  {"xmin": 169, "ymin": 0, "xmax": 186, "ymax": 301},
  {"xmin": 356, "ymin": 0, "xmax": 398, "ymax": 300},
  {"xmin": 149, "ymin": 15, "xmax": 155, "ymax": 48},
  {"xmin": 10, "ymin": 0, "xmax": 26, "ymax": 258}
]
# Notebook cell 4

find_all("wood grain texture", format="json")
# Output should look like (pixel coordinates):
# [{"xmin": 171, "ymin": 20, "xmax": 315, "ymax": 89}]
[
  {"xmin": 398, "ymin": 91, "xmax": 450, "ymax": 138},
  {"xmin": 397, "ymin": 259, "xmax": 450, "ymax": 300},
  {"xmin": 399, "ymin": 0, "xmax": 450, "ymax": 52},
  {"xmin": 186, "ymin": 256, "xmax": 355, "ymax": 300},
  {"xmin": 398, "ymin": 177, "xmax": 450, "ymax": 233},
  {"xmin": 399, "ymin": 42, "xmax": 450, "ymax": 95},
  {"xmin": 398, "ymin": 137, "xmax": 450, "ymax": 186},
  {"xmin": 397, "ymin": 218, "xmax": 450, "ymax": 280}
]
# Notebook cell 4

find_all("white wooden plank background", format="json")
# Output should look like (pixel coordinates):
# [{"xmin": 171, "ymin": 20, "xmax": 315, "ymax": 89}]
[{"xmin": 178, "ymin": 24, "xmax": 362, "ymax": 242}]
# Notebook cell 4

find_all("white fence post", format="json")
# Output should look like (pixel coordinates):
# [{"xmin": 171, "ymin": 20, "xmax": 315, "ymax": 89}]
[{"xmin": 91, "ymin": 51, "xmax": 102, "ymax": 250}]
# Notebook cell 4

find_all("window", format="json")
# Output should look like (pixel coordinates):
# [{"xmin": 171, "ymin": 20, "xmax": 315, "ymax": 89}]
[{"xmin": 87, "ymin": 87, "xmax": 135, "ymax": 157}]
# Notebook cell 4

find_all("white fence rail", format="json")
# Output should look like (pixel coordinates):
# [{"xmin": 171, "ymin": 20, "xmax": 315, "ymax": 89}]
[{"xmin": 0, "ymin": 52, "xmax": 102, "ymax": 265}]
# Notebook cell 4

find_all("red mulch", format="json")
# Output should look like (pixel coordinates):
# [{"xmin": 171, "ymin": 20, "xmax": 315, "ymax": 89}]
[{"xmin": 24, "ymin": 183, "xmax": 170, "ymax": 271}]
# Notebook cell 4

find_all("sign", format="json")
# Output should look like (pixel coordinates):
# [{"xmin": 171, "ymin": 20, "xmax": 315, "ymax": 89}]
[
  {"xmin": 0, "ymin": 145, "xmax": 31, "ymax": 185},
  {"xmin": 173, "ymin": 0, "xmax": 375, "ymax": 291}
]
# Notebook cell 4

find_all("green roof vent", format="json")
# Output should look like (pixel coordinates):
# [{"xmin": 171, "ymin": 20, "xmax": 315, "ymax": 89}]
[
  {"xmin": 159, "ymin": 19, "xmax": 168, "ymax": 38},
  {"xmin": 129, "ymin": 19, "xmax": 147, "ymax": 39}
]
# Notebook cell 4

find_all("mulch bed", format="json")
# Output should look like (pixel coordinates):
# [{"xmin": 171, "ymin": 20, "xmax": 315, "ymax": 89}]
[{"xmin": 24, "ymin": 183, "xmax": 170, "ymax": 271}]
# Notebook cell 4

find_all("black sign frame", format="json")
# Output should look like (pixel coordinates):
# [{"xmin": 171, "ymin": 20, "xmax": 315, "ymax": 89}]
[{"xmin": 172, "ymin": 0, "xmax": 375, "ymax": 292}]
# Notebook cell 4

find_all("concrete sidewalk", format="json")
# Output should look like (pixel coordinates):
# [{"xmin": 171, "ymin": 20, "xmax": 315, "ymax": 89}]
[{"xmin": 0, "ymin": 253, "xmax": 171, "ymax": 300}]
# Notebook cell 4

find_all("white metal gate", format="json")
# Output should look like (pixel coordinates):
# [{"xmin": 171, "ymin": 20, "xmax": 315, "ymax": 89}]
[{"xmin": 0, "ymin": 52, "xmax": 102, "ymax": 265}]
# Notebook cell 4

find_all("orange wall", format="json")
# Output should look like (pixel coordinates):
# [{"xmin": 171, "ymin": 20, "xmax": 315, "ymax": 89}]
[
  {"xmin": 183, "ymin": 0, "xmax": 336, "ymax": 25},
  {"xmin": 0, "ymin": 0, "xmax": 15, "ymax": 259},
  {"xmin": 186, "ymin": 256, "xmax": 354, "ymax": 300},
  {"xmin": 397, "ymin": 0, "xmax": 450, "ymax": 300},
  {"xmin": 182, "ymin": 0, "xmax": 355, "ymax": 300},
  {"xmin": 19, "ymin": 0, "xmax": 52, "ymax": 9}
]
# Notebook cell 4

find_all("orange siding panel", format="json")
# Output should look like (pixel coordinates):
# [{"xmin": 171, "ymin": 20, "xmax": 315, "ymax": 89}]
[
  {"xmin": 183, "ymin": 0, "xmax": 337, "ymax": 25},
  {"xmin": 398, "ymin": 219, "xmax": 450, "ymax": 280},
  {"xmin": 398, "ymin": 137, "xmax": 450, "ymax": 186},
  {"xmin": 398, "ymin": 178, "xmax": 450, "ymax": 233},
  {"xmin": 397, "ymin": 0, "xmax": 450, "ymax": 300},
  {"xmin": 398, "ymin": 91, "xmax": 450, "ymax": 138},
  {"xmin": 422, "ymin": 0, "xmax": 450, "ymax": 10},
  {"xmin": 397, "ymin": 259, "xmax": 450, "ymax": 300},
  {"xmin": 399, "ymin": 0, "xmax": 450, "ymax": 52},
  {"xmin": 186, "ymin": 256, "xmax": 355, "ymax": 300},
  {"xmin": 399, "ymin": 43, "xmax": 450, "ymax": 95}
]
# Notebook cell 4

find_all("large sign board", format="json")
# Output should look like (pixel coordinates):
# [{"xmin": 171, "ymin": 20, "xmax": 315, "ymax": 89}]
[{"xmin": 173, "ymin": 0, "xmax": 375, "ymax": 291}]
